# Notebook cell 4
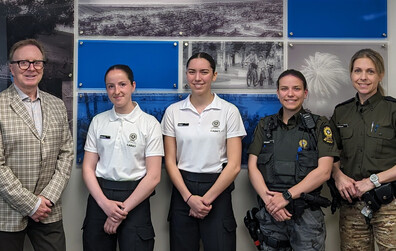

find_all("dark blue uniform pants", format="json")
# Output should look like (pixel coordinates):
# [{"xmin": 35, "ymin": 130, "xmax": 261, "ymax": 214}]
[
  {"xmin": 82, "ymin": 178, "xmax": 155, "ymax": 251},
  {"xmin": 169, "ymin": 170, "xmax": 237, "ymax": 251}
]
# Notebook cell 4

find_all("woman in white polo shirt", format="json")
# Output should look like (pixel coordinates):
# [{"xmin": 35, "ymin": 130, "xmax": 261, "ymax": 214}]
[
  {"xmin": 161, "ymin": 52, "xmax": 246, "ymax": 251},
  {"xmin": 82, "ymin": 64, "xmax": 164, "ymax": 251}
]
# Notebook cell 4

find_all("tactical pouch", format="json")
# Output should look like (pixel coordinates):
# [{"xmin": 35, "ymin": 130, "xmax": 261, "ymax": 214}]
[
  {"xmin": 362, "ymin": 190, "xmax": 381, "ymax": 212},
  {"xmin": 273, "ymin": 160, "xmax": 295, "ymax": 185},
  {"xmin": 296, "ymin": 150, "xmax": 318, "ymax": 182},
  {"xmin": 257, "ymin": 153, "xmax": 272, "ymax": 166},
  {"xmin": 374, "ymin": 183, "xmax": 394, "ymax": 205},
  {"xmin": 258, "ymin": 153, "xmax": 275, "ymax": 184}
]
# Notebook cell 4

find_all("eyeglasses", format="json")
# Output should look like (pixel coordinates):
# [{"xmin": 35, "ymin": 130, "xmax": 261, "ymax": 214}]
[{"xmin": 10, "ymin": 60, "xmax": 46, "ymax": 70}]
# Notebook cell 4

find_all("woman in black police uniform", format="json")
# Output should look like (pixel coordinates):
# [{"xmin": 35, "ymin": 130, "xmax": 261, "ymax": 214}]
[
  {"xmin": 247, "ymin": 69, "xmax": 338, "ymax": 250},
  {"xmin": 330, "ymin": 48, "xmax": 396, "ymax": 250}
]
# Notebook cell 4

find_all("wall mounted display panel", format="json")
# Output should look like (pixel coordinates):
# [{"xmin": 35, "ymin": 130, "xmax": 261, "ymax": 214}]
[
  {"xmin": 77, "ymin": 92, "xmax": 281, "ymax": 165},
  {"xmin": 78, "ymin": 40, "xmax": 178, "ymax": 90},
  {"xmin": 76, "ymin": 92, "xmax": 187, "ymax": 163},
  {"xmin": 183, "ymin": 41, "xmax": 283, "ymax": 90},
  {"xmin": 1, "ymin": 0, "xmax": 74, "ymax": 123},
  {"xmin": 217, "ymin": 94, "xmax": 281, "ymax": 165},
  {"xmin": 288, "ymin": 0, "xmax": 387, "ymax": 38},
  {"xmin": 78, "ymin": 0, "xmax": 282, "ymax": 37},
  {"xmin": 288, "ymin": 43, "xmax": 388, "ymax": 118}
]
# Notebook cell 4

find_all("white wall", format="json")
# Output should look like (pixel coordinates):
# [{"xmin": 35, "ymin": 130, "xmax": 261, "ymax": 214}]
[{"xmin": 24, "ymin": 0, "xmax": 396, "ymax": 250}]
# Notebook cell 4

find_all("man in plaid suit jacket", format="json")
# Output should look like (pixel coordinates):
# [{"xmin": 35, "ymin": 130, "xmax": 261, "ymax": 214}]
[{"xmin": 0, "ymin": 39, "xmax": 74, "ymax": 251}]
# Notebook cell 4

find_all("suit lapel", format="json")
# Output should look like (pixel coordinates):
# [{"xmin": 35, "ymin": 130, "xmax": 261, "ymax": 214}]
[
  {"xmin": 8, "ymin": 87, "xmax": 41, "ymax": 139},
  {"xmin": 40, "ymin": 90, "xmax": 49, "ymax": 139}
]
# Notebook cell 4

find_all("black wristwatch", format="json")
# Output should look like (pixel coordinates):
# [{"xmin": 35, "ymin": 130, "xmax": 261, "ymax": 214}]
[{"xmin": 282, "ymin": 190, "xmax": 293, "ymax": 202}]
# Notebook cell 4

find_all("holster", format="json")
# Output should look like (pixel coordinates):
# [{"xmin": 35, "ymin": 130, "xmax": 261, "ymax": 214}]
[
  {"xmin": 286, "ymin": 198, "xmax": 308, "ymax": 219},
  {"xmin": 300, "ymin": 192, "xmax": 331, "ymax": 208},
  {"xmin": 244, "ymin": 207, "xmax": 261, "ymax": 250},
  {"xmin": 362, "ymin": 190, "xmax": 381, "ymax": 212},
  {"xmin": 327, "ymin": 178, "xmax": 343, "ymax": 214},
  {"xmin": 362, "ymin": 183, "xmax": 394, "ymax": 213},
  {"xmin": 374, "ymin": 183, "xmax": 394, "ymax": 205}
]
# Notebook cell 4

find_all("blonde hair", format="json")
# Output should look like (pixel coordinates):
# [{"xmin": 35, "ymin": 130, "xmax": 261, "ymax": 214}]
[{"xmin": 349, "ymin": 48, "xmax": 385, "ymax": 95}]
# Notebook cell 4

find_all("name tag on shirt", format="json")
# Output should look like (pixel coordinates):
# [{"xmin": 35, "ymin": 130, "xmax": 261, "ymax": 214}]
[
  {"xmin": 337, "ymin": 124, "xmax": 348, "ymax": 128},
  {"xmin": 100, "ymin": 135, "xmax": 111, "ymax": 139},
  {"xmin": 177, "ymin": 123, "xmax": 189, "ymax": 127}
]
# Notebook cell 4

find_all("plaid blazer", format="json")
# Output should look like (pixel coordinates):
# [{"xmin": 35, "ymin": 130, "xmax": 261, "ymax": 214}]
[{"xmin": 0, "ymin": 84, "xmax": 74, "ymax": 232}]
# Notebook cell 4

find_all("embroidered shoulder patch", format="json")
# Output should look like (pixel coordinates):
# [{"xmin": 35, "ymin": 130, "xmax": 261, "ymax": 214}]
[{"xmin": 323, "ymin": 126, "xmax": 333, "ymax": 144}]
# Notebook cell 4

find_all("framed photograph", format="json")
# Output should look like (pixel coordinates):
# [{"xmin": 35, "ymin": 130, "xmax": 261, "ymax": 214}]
[
  {"xmin": 183, "ymin": 41, "xmax": 283, "ymax": 90},
  {"xmin": 76, "ymin": 92, "xmax": 281, "ymax": 165},
  {"xmin": 78, "ymin": 0, "xmax": 282, "ymax": 38},
  {"xmin": 76, "ymin": 92, "xmax": 186, "ymax": 163},
  {"xmin": 218, "ymin": 93, "xmax": 281, "ymax": 165},
  {"xmin": 288, "ymin": 43, "xmax": 388, "ymax": 118},
  {"xmin": 1, "ymin": 0, "xmax": 74, "ymax": 127}
]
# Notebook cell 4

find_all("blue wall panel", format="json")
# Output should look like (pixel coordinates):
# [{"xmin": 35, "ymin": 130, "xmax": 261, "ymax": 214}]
[
  {"xmin": 288, "ymin": 0, "xmax": 387, "ymax": 38},
  {"xmin": 76, "ymin": 93, "xmax": 281, "ymax": 165},
  {"xmin": 78, "ymin": 40, "xmax": 178, "ymax": 89}
]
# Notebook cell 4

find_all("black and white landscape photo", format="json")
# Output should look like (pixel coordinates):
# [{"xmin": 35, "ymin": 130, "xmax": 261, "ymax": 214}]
[
  {"xmin": 288, "ymin": 43, "xmax": 388, "ymax": 118},
  {"xmin": 79, "ymin": 0, "xmax": 282, "ymax": 38}
]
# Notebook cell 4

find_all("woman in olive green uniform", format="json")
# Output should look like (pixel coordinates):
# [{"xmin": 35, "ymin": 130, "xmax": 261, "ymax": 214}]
[{"xmin": 330, "ymin": 48, "xmax": 396, "ymax": 250}]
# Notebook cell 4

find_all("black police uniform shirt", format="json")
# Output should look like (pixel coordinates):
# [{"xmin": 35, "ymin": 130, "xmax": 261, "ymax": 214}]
[{"xmin": 248, "ymin": 108, "xmax": 339, "ymax": 169}]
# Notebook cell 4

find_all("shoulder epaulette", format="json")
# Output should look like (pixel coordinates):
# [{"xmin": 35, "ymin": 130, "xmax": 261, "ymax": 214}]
[
  {"xmin": 384, "ymin": 96, "xmax": 396, "ymax": 103},
  {"xmin": 260, "ymin": 114, "xmax": 276, "ymax": 122},
  {"xmin": 335, "ymin": 97, "xmax": 355, "ymax": 108},
  {"xmin": 262, "ymin": 114, "xmax": 278, "ymax": 139},
  {"xmin": 258, "ymin": 115, "xmax": 270, "ymax": 128}
]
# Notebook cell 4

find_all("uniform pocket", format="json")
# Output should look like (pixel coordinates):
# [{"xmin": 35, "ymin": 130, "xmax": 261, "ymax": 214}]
[
  {"xmin": 135, "ymin": 225, "xmax": 155, "ymax": 251},
  {"xmin": 221, "ymin": 218, "xmax": 237, "ymax": 251},
  {"xmin": 339, "ymin": 127, "xmax": 354, "ymax": 159},
  {"xmin": 223, "ymin": 218, "xmax": 237, "ymax": 232},
  {"xmin": 273, "ymin": 160, "xmax": 295, "ymax": 185},
  {"xmin": 137, "ymin": 225, "xmax": 155, "ymax": 240},
  {"xmin": 257, "ymin": 152, "xmax": 272, "ymax": 165},
  {"xmin": 296, "ymin": 150, "xmax": 318, "ymax": 182},
  {"xmin": 368, "ymin": 126, "xmax": 395, "ymax": 140},
  {"xmin": 367, "ymin": 126, "xmax": 396, "ymax": 158},
  {"xmin": 340, "ymin": 127, "xmax": 353, "ymax": 140}
]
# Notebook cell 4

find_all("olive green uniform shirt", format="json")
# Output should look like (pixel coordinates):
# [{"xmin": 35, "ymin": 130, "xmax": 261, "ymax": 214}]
[
  {"xmin": 330, "ymin": 91, "xmax": 396, "ymax": 180},
  {"xmin": 248, "ymin": 108, "xmax": 339, "ymax": 159}
]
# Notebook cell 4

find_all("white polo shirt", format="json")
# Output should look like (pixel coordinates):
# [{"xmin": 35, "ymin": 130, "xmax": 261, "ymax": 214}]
[
  {"xmin": 161, "ymin": 93, "xmax": 246, "ymax": 173},
  {"xmin": 85, "ymin": 102, "xmax": 164, "ymax": 181}
]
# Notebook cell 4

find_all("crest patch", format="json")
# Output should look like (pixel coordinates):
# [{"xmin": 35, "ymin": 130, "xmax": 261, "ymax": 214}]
[
  {"xmin": 299, "ymin": 139, "xmax": 308, "ymax": 149},
  {"xmin": 323, "ymin": 126, "xmax": 333, "ymax": 144},
  {"xmin": 129, "ymin": 133, "xmax": 137, "ymax": 142}
]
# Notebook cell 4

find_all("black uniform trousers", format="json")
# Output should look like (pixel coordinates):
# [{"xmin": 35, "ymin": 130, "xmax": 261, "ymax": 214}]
[
  {"xmin": 169, "ymin": 170, "xmax": 237, "ymax": 251},
  {"xmin": 82, "ymin": 178, "xmax": 155, "ymax": 251}
]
